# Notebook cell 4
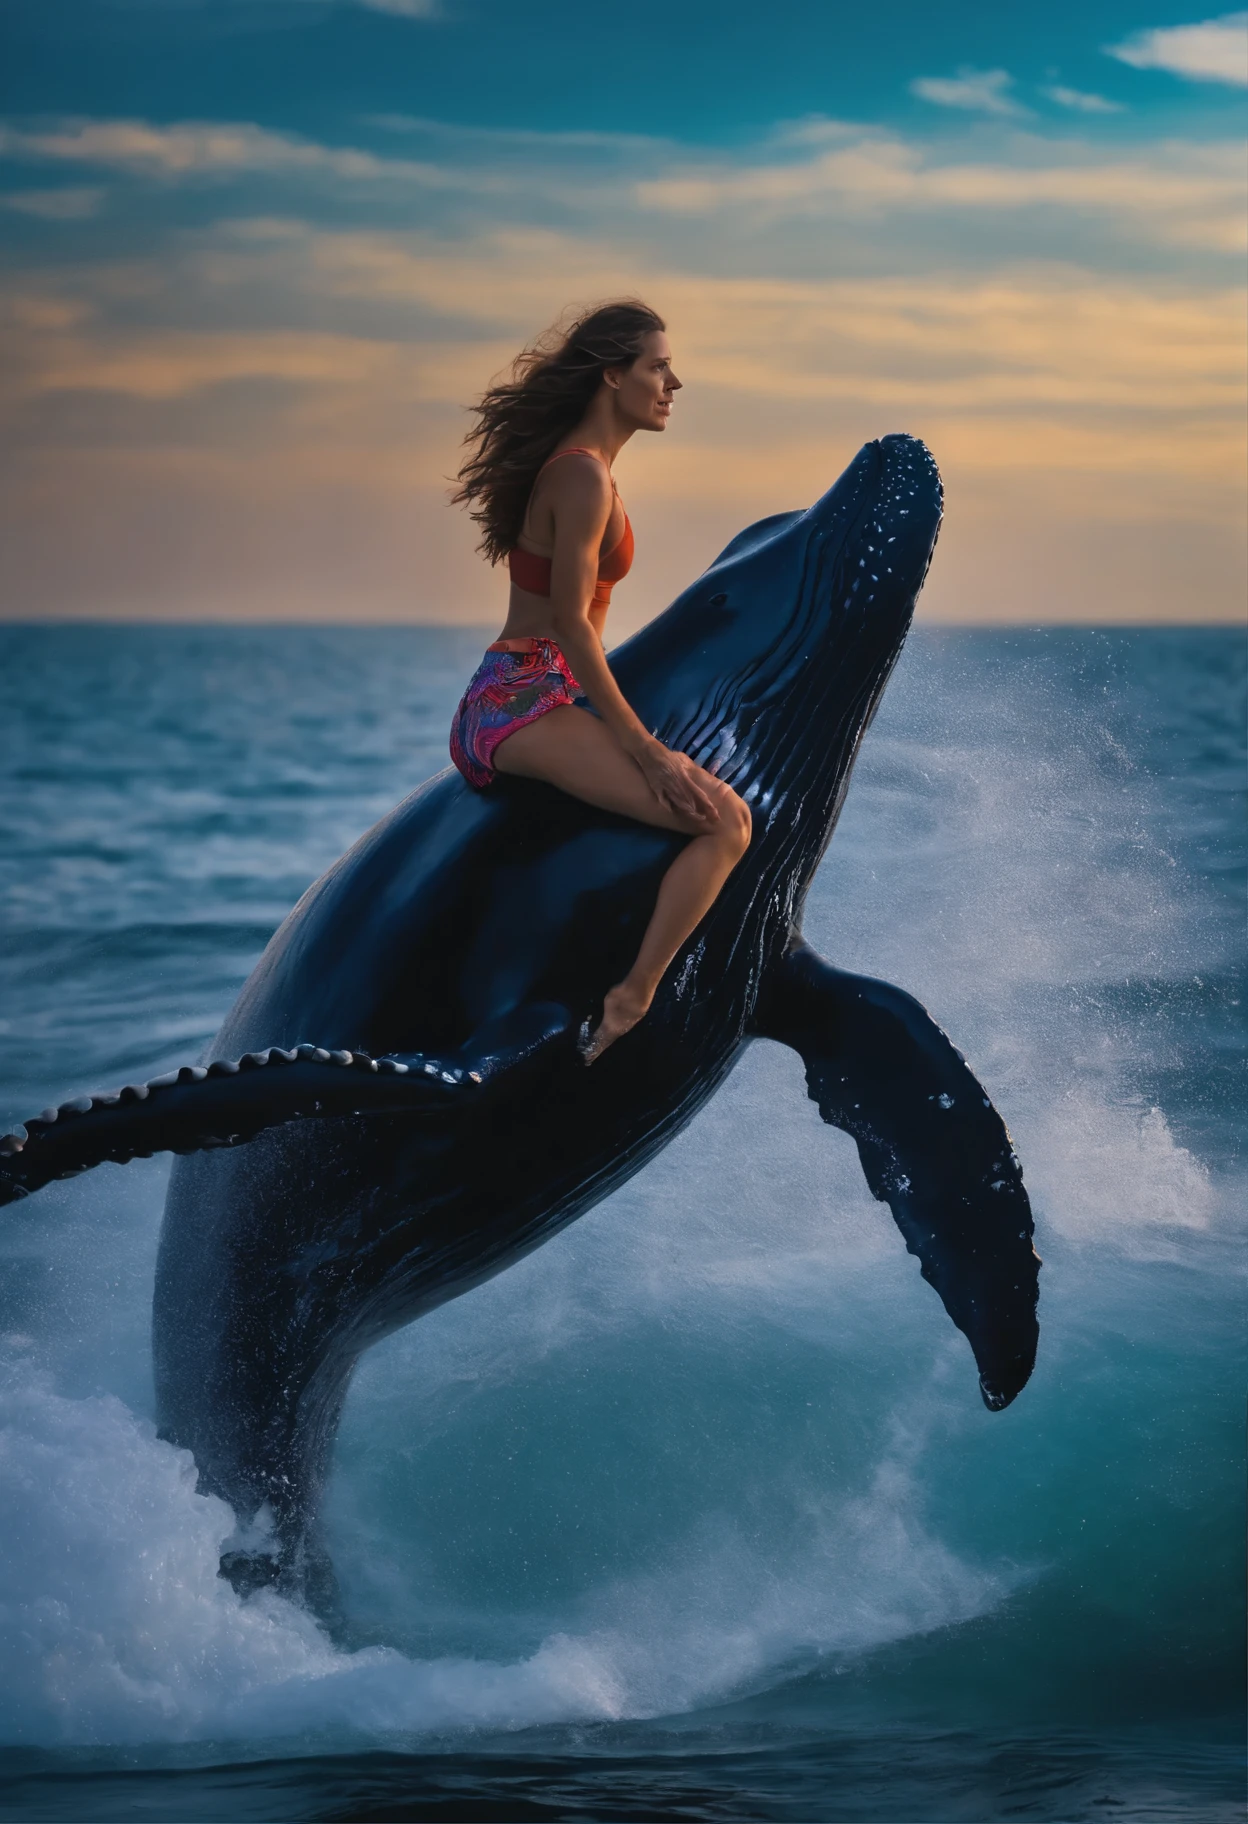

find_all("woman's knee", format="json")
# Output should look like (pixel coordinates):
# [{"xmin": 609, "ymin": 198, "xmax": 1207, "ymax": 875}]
[{"xmin": 710, "ymin": 785, "xmax": 752, "ymax": 855}]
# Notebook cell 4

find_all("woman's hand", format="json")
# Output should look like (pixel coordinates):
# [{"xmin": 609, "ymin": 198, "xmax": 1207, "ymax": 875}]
[{"xmin": 634, "ymin": 739, "xmax": 720, "ymax": 827}]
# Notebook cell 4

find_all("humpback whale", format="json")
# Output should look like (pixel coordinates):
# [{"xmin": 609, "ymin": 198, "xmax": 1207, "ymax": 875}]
[{"xmin": 0, "ymin": 435, "xmax": 1040, "ymax": 1605}]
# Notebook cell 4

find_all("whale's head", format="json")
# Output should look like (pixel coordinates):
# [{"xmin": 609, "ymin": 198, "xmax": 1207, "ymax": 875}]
[{"xmin": 614, "ymin": 434, "xmax": 942, "ymax": 874}]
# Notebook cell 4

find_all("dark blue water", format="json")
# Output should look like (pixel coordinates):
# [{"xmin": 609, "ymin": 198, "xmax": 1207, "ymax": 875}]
[{"xmin": 0, "ymin": 625, "xmax": 1241, "ymax": 1822}]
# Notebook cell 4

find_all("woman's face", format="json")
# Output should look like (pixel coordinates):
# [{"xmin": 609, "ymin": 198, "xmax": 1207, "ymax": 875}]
[{"xmin": 608, "ymin": 330, "xmax": 682, "ymax": 432}]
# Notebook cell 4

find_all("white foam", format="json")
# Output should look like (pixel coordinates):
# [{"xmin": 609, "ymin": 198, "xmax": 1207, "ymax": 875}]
[
  {"xmin": 0, "ymin": 1360, "xmax": 638, "ymax": 1745},
  {"xmin": 546, "ymin": 1383, "xmax": 1009, "ymax": 1719},
  {"xmin": 0, "ymin": 1355, "xmax": 1001, "ymax": 1747},
  {"xmin": 1022, "ymin": 1090, "xmax": 1217, "ymax": 1254}
]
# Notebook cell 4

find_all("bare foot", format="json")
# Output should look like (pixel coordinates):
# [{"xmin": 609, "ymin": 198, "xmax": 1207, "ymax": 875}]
[{"xmin": 580, "ymin": 983, "xmax": 653, "ymax": 1065}]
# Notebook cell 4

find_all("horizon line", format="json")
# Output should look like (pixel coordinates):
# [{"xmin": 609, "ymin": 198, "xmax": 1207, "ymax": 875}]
[{"xmin": 3, "ymin": 616, "xmax": 1243, "ymax": 632}]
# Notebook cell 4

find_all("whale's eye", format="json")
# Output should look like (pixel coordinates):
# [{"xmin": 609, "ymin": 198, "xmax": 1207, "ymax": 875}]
[{"xmin": 708, "ymin": 593, "xmax": 728, "ymax": 607}]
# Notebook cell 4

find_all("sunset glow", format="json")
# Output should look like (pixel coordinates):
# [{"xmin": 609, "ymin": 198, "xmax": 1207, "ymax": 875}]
[{"xmin": 2, "ymin": 3, "xmax": 1244, "ymax": 626}]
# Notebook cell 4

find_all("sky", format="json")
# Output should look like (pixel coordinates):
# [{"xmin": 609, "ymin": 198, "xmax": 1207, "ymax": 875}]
[{"xmin": 0, "ymin": 0, "xmax": 1244, "ymax": 627}]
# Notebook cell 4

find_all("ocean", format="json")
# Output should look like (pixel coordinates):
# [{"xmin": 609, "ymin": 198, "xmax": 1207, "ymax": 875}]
[{"xmin": 0, "ymin": 624, "xmax": 1241, "ymax": 1822}]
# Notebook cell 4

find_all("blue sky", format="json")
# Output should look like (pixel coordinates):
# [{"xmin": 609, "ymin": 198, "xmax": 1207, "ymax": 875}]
[
  {"xmin": 3, "ymin": 0, "xmax": 1244, "ymax": 143},
  {"xmin": 0, "ymin": 1, "xmax": 1244, "ymax": 623}
]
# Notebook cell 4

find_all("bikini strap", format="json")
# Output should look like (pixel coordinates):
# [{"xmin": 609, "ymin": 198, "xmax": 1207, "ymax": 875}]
[
  {"xmin": 521, "ymin": 447, "xmax": 619, "ymax": 545},
  {"xmin": 538, "ymin": 446, "xmax": 617, "ymax": 490},
  {"xmin": 538, "ymin": 446, "xmax": 606, "ymax": 472}
]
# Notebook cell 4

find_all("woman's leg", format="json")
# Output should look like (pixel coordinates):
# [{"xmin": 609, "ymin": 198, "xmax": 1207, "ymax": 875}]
[{"xmin": 495, "ymin": 707, "xmax": 752, "ymax": 1060}]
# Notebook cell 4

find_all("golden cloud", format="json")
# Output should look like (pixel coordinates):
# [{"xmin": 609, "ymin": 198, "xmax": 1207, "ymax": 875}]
[{"xmin": 638, "ymin": 133, "xmax": 1247, "ymax": 253}]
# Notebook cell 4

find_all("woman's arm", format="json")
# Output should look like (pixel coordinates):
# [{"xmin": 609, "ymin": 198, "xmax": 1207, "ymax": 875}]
[{"xmin": 545, "ymin": 461, "xmax": 717, "ymax": 825}]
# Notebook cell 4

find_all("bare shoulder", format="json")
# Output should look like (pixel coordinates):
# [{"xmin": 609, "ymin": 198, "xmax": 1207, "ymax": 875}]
[{"xmin": 542, "ymin": 450, "xmax": 612, "ymax": 507}]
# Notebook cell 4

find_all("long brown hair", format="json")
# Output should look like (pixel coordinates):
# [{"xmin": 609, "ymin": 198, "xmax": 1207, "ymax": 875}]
[{"xmin": 452, "ymin": 300, "xmax": 665, "ymax": 563}]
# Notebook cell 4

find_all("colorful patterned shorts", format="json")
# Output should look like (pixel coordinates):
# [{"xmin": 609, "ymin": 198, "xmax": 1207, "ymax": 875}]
[{"xmin": 450, "ymin": 638, "xmax": 584, "ymax": 790}]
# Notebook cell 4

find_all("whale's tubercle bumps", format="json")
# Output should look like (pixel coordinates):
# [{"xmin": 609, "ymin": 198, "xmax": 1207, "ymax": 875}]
[{"xmin": 0, "ymin": 1046, "xmax": 470, "ymax": 1204}]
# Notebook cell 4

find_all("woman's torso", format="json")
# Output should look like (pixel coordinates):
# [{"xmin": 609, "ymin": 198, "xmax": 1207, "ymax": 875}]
[{"xmin": 498, "ymin": 448, "xmax": 631, "ymax": 644}]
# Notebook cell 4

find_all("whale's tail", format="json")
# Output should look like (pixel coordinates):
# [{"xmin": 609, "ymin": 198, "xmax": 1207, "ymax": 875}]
[{"xmin": 0, "ymin": 1003, "xmax": 574, "ymax": 1207}]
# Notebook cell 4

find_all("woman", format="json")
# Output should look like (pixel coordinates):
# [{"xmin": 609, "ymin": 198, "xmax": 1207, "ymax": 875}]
[{"xmin": 450, "ymin": 301, "xmax": 752, "ymax": 1064}]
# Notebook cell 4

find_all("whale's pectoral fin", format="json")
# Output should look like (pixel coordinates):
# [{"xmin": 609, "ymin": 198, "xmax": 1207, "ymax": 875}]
[
  {"xmin": 0, "ymin": 1001, "xmax": 574, "ymax": 1209},
  {"xmin": 753, "ymin": 943, "xmax": 1040, "ymax": 1410}
]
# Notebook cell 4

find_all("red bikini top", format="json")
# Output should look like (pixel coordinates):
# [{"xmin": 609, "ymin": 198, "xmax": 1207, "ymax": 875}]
[{"xmin": 508, "ymin": 447, "xmax": 634, "ymax": 610}]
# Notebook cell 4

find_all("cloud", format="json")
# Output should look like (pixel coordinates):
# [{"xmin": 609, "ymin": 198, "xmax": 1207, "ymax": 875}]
[
  {"xmin": 76, "ymin": 0, "xmax": 442, "ymax": 21},
  {"xmin": 364, "ymin": 113, "xmax": 661, "ymax": 154},
  {"xmin": 909, "ymin": 68, "xmax": 1026, "ymax": 116},
  {"xmin": 637, "ymin": 132, "xmax": 1246, "ymax": 256},
  {"xmin": 3, "ymin": 216, "xmax": 1242, "ymax": 617},
  {"xmin": 0, "ymin": 186, "xmax": 104, "ymax": 218},
  {"xmin": 108, "ymin": 221, "xmax": 1238, "ymax": 418},
  {"xmin": 0, "ymin": 118, "xmax": 466, "ymax": 188},
  {"xmin": 3, "ymin": 112, "xmax": 1242, "ymax": 259},
  {"xmin": 352, "ymin": 0, "xmax": 438, "ymax": 14},
  {"xmin": 1042, "ymin": 85, "xmax": 1125, "ymax": 114},
  {"xmin": 2, "ymin": 219, "xmax": 1240, "ymax": 492},
  {"xmin": 1108, "ymin": 11, "xmax": 1248, "ymax": 85}
]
